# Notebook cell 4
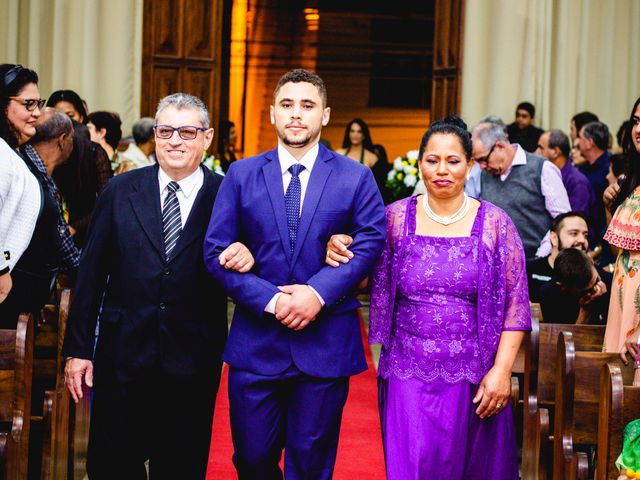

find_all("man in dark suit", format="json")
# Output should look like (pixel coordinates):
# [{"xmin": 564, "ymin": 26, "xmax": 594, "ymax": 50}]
[
  {"xmin": 62, "ymin": 93, "xmax": 252, "ymax": 479},
  {"xmin": 203, "ymin": 69, "xmax": 386, "ymax": 479}
]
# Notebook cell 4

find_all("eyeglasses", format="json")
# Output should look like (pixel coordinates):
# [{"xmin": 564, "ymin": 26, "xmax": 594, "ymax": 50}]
[
  {"xmin": 154, "ymin": 124, "xmax": 206, "ymax": 141},
  {"xmin": 9, "ymin": 97, "xmax": 46, "ymax": 112},
  {"xmin": 3, "ymin": 65, "xmax": 23, "ymax": 87},
  {"xmin": 475, "ymin": 143, "xmax": 496, "ymax": 165}
]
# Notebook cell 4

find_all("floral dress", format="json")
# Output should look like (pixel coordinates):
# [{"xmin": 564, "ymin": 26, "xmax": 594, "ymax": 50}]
[{"xmin": 603, "ymin": 186, "xmax": 640, "ymax": 353}]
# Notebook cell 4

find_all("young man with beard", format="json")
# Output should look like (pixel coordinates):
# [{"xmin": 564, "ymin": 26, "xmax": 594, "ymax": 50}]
[
  {"xmin": 204, "ymin": 69, "xmax": 386, "ymax": 479},
  {"xmin": 526, "ymin": 211, "xmax": 611, "ymax": 324}
]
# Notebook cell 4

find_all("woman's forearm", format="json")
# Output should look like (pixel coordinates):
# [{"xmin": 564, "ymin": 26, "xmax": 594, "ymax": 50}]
[{"xmin": 492, "ymin": 330, "xmax": 525, "ymax": 372}]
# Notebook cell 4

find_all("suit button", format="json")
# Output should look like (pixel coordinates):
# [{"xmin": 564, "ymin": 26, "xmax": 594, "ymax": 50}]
[
  {"xmin": 159, "ymin": 303, "xmax": 166, "ymax": 310},
  {"xmin": 164, "ymin": 268, "xmax": 170, "ymax": 275}
]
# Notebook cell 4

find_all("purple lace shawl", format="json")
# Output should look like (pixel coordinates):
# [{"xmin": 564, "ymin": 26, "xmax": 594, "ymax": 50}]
[{"xmin": 369, "ymin": 197, "xmax": 531, "ymax": 374}]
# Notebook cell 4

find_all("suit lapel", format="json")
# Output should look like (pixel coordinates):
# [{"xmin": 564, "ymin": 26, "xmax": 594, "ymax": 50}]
[
  {"xmin": 129, "ymin": 165, "xmax": 165, "ymax": 260},
  {"xmin": 262, "ymin": 149, "xmax": 293, "ymax": 264},
  {"xmin": 290, "ymin": 146, "xmax": 333, "ymax": 267},
  {"xmin": 168, "ymin": 166, "xmax": 214, "ymax": 262}
]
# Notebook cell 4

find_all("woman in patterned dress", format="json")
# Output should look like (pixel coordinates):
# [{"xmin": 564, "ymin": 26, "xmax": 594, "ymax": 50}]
[
  {"xmin": 605, "ymin": 98, "xmax": 640, "ymax": 377},
  {"xmin": 367, "ymin": 116, "xmax": 531, "ymax": 479}
]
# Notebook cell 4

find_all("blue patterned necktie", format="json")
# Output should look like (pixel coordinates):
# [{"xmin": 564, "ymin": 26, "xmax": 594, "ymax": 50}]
[
  {"xmin": 162, "ymin": 181, "xmax": 182, "ymax": 260},
  {"xmin": 285, "ymin": 163, "xmax": 305, "ymax": 253}
]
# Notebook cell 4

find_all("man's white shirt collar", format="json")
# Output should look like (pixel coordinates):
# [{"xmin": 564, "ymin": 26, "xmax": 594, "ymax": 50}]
[
  {"xmin": 158, "ymin": 165, "xmax": 203, "ymax": 198},
  {"xmin": 278, "ymin": 143, "xmax": 319, "ymax": 174}
]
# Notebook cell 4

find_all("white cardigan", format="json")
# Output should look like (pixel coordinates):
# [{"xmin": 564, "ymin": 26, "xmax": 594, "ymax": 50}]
[{"xmin": 0, "ymin": 138, "xmax": 41, "ymax": 272}]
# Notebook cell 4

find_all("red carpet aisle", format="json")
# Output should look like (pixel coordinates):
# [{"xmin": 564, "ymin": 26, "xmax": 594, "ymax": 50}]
[{"xmin": 206, "ymin": 316, "xmax": 386, "ymax": 479}]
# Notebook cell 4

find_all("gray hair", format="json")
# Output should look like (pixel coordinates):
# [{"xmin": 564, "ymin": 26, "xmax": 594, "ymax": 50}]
[
  {"xmin": 155, "ymin": 93, "xmax": 210, "ymax": 129},
  {"xmin": 478, "ymin": 115, "xmax": 506, "ymax": 128},
  {"xmin": 547, "ymin": 129, "xmax": 570, "ymax": 158},
  {"xmin": 472, "ymin": 121, "xmax": 509, "ymax": 149},
  {"xmin": 30, "ymin": 110, "xmax": 73, "ymax": 144},
  {"xmin": 132, "ymin": 117, "xmax": 155, "ymax": 144},
  {"xmin": 581, "ymin": 121, "xmax": 609, "ymax": 151}
]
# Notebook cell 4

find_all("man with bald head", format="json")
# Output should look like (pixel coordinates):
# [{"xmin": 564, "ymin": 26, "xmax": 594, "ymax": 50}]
[
  {"xmin": 536, "ymin": 129, "xmax": 595, "ymax": 217},
  {"xmin": 22, "ymin": 107, "xmax": 80, "ymax": 272}
]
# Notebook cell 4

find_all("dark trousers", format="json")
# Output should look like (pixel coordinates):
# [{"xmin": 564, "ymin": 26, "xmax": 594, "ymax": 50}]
[
  {"xmin": 228, "ymin": 364, "xmax": 349, "ymax": 480},
  {"xmin": 86, "ymin": 370, "xmax": 220, "ymax": 480}
]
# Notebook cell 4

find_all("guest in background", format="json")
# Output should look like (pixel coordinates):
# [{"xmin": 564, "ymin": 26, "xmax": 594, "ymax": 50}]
[
  {"xmin": 570, "ymin": 111, "xmax": 599, "ymax": 166},
  {"xmin": 87, "ymin": 111, "xmax": 123, "ymax": 170},
  {"xmin": 464, "ymin": 114, "xmax": 507, "ymax": 199},
  {"xmin": 373, "ymin": 143, "xmax": 392, "ymax": 204},
  {"xmin": 0, "ymin": 64, "xmax": 60, "ymax": 327},
  {"xmin": 217, "ymin": 119, "xmax": 237, "ymax": 173},
  {"xmin": 47, "ymin": 89, "xmax": 88, "ymax": 123},
  {"xmin": 536, "ymin": 129, "xmax": 595, "ymax": 217},
  {"xmin": 539, "ymin": 247, "xmax": 609, "ymax": 324},
  {"xmin": 22, "ymin": 108, "xmax": 80, "ymax": 277},
  {"xmin": 576, "ymin": 121, "xmax": 611, "ymax": 243},
  {"xmin": 121, "ymin": 117, "xmax": 156, "ymax": 170},
  {"xmin": 367, "ymin": 116, "xmax": 529, "ymax": 478},
  {"xmin": 506, "ymin": 101, "xmax": 544, "ymax": 153},
  {"xmin": 53, "ymin": 121, "xmax": 108, "ymax": 247},
  {"xmin": 607, "ymin": 153, "xmax": 629, "ymax": 187},
  {"xmin": 337, "ymin": 118, "xmax": 389, "ymax": 195},
  {"xmin": 472, "ymin": 121, "xmax": 570, "ymax": 259},
  {"xmin": 603, "ymin": 97, "xmax": 640, "ymax": 354}
]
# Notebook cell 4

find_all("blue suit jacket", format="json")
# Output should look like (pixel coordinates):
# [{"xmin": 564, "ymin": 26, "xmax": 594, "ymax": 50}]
[{"xmin": 204, "ymin": 144, "xmax": 386, "ymax": 378}]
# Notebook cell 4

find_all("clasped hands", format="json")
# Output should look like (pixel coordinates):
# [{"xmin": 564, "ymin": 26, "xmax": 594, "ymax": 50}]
[
  {"xmin": 65, "ymin": 242, "xmax": 255, "ymax": 403},
  {"xmin": 275, "ymin": 284, "xmax": 322, "ymax": 331}
]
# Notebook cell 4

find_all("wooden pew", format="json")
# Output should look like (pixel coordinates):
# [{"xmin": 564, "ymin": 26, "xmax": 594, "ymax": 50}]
[
  {"xmin": 521, "ymin": 323, "xmax": 605, "ymax": 479},
  {"xmin": 38, "ymin": 289, "xmax": 90, "ymax": 480},
  {"xmin": 510, "ymin": 306, "xmax": 536, "ymax": 451},
  {"xmin": 0, "ymin": 313, "xmax": 34, "ymax": 480},
  {"xmin": 553, "ymin": 332, "xmax": 635, "ymax": 479},
  {"xmin": 597, "ymin": 363, "xmax": 640, "ymax": 480}
]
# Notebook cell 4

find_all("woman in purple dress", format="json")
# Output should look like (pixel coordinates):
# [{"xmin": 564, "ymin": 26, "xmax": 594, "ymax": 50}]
[{"xmin": 367, "ymin": 116, "xmax": 530, "ymax": 479}]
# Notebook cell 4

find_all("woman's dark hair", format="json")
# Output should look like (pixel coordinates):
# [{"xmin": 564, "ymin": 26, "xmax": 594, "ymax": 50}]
[
  {"xmin": 418, "ymin": 115, "xmax": 473, "ymax": 161},
  {"xmin": 88, "ymin": 111, "xmax": 122, "ymax": 150},
  {"xmin": 611, "ymin": 97, "xmax": 640, "ymax": 212},
  {"xmin": 610, "ymin": 153, "xmax": 629, "ymax": 178},
  {"xmin": 0, "ymin": 64, "xmax": 39, "ymax": 149},
  {"xmin": 217, "ymin": 120, "xmax": 235, "ymax": 156},
  {"xmin": 341, "ymin": 118, "xmax": 375, "ymax": 152},
  {"xmin": 53, "ymin": 121, "xmax": 99, "ymax": 228},
  {"xmin": 47, "ymin": 89, "xmax": 87, "ymax": 123}
]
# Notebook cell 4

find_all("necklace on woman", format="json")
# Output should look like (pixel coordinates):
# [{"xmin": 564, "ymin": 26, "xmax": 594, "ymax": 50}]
[{"xmin": 422, "ymin": 193, "xmax": 470, "ymax": 226}]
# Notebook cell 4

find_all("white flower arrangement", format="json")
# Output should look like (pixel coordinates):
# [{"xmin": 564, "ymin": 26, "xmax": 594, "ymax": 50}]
[
  {"xmin": 386, "ymin": 149, "xmax": 420, "ymax": 200},
  {"xmin": 202, "ymin": 154, "xmax": 225, "ymax": 176}
]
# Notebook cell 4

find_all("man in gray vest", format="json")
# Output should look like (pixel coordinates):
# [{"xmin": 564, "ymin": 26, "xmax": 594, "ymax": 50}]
[{"xmin": 472, "ymin": 121, "xmax": 571, "ymax": 259}]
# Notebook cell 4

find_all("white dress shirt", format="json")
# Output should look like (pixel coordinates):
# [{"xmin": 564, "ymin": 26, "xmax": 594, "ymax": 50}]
[
  {"xmin": 158, "ymin": 166, "xmax": 204, "ymax": 227},
  {"xmin": 265, "ymin": 143, "xmax": 324, "ymax": 313}
]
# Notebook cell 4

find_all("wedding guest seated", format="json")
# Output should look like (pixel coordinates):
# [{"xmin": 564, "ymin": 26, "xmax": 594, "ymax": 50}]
[
  {"xmin": 120, "ymin": 117, "xmax": 156, "ymax": 172},
  {"xmin": 47, "ymin": 89, "xmax": 88, "ymax": 123},
  {"xmin": 527, "ymin": 212, "xmax": 591, "ymax": 301},
  {"xmin": 538, "ymin": 247, "xmax": 610, "ymax": 324},
  {"xmin": 506, "ymin": 101, "xmax": 544, "ymax": 152}
]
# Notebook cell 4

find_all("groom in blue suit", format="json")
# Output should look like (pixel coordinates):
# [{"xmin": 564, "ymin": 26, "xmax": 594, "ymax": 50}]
[{"xmin": 204, "ymin": 69, "xmax": 386, "ymax": 479}]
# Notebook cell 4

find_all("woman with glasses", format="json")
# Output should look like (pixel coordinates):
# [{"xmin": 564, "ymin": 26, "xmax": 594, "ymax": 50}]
[{"xmin": 0, "ymin": 64, "xmax": 62, "ymax": 327}]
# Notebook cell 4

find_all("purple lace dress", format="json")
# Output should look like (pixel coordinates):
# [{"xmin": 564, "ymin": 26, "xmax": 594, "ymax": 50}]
[{"xmin": 370, "ymin": 197, "xmax": 530, "ymax": 480}]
